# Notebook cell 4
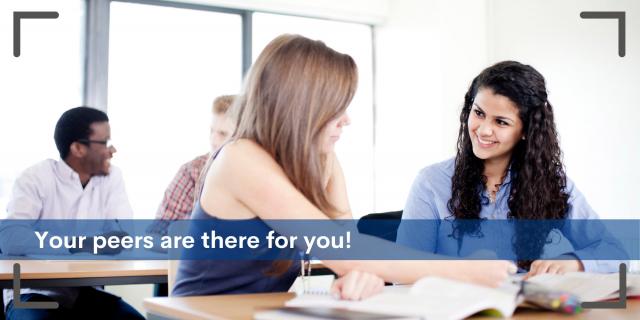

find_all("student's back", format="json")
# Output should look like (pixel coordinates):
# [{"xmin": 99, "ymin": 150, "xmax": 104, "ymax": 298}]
[{"xmin": 172, "ymin": 200, "xmax": 299, "ymax": 296}]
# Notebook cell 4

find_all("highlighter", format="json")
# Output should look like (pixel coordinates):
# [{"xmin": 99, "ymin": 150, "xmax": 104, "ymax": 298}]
[{"xmin": 520, "ymin": 281, "xmax": 583, "ymax": 314}]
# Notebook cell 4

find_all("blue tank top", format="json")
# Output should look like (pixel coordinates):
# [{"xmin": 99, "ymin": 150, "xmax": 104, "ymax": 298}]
[{"xmin": 171, "ymin": 150, "xmax": 300, "ymax": 297}]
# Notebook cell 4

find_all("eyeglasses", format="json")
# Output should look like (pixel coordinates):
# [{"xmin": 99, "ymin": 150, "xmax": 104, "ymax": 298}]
[{"xmin": 77, "ymin": 139, "xmax": 113, "ymax": 148}]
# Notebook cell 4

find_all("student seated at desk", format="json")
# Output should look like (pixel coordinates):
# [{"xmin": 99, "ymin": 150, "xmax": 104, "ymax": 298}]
[
  {"xmin": 146, "ymin": 95, "xmax": 236, "ymax": 296},
  {"xmin": 0, "ymin": 107, "xmax": 143, "ymax": 319},
  {"xmin": 396, "ymin": 61, "xmax": 627, "ymax": 277},
  {"xmin": 172, "ymin": 34, "xmax": 516, "ymax": 301},
  {"xmin": 147, "ymin": 95, "xmax": 236, "ymax": 238}
]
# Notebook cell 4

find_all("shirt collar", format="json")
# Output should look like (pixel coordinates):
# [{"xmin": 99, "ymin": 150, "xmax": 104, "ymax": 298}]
[{"xmin": 55, "ymin": 159, "xmax": 81, "ymax": 182}]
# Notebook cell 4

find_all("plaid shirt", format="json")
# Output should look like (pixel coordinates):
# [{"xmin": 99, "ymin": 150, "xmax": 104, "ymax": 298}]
[{"xmin": 147, "ymin": 153, "xmax": 209, "ymax": 236}]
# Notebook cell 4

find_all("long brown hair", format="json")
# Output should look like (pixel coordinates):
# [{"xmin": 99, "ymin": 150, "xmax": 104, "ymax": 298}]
[
  {"xmin": 196, "ymin": 35, "xmax": 358, "ymax": 275},
  {"xmin": 231, "ymin": 34, "xmax": 358, "ymax": 217}
]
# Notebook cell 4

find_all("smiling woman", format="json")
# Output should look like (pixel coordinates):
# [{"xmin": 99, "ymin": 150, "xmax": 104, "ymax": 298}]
[
  {"xmin": 469, "ymin": 90, "xmax": 523, "ymax": 164},
  {"xmin": 397, "ymin": 60, "xmax": 628, "ymax": 276},
  {"xmin": 467, "ymin": 88, "xmax": 525, "ymax": 203}
]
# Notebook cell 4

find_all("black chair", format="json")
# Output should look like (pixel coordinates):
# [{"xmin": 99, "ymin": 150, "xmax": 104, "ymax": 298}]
[
  {"xmin": 357, "ymin": 210, "xmax": 403, "ymax": 242},
  {"xmin": 153, "ymin": 283, "xmax": 169, "ymax": 297},
  {"xmin": 311, "ymin": 211, "xmax": 402, "ymax": 278}
]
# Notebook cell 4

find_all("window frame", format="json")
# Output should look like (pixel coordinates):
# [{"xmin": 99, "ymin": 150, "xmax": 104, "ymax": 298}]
[{"xmin": 84, "ymin": 0, "xmax": 377, "ymax": 212}]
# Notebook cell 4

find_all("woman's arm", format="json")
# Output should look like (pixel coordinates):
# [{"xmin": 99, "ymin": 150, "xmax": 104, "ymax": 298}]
[
  {"xmin": 559, "ymin": 179, "xmax": 628, "ymax": 272},
  {"xmin": 396, "ymin": 168, "xmax": 440, "ymax": 253},
  {"xmin": 525, "ymin": 179, "xmax": 629, "ymax": 277},
  {"xmin": 202, "ymin": 140, "xmax": 515, "ymax": 287}
]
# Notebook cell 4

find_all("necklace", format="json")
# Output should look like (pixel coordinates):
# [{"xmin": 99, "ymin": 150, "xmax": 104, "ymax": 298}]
[
  {"xmin": 485, "ymin": 170, "xmax": 507, "ymax": 204},
  {"xmin": 487, "ymin": 190, "xmax": 497, "ymax": 203},
  {"xmin": 487, "ymin": 183, "xmax": 501, "ymax": 204}
]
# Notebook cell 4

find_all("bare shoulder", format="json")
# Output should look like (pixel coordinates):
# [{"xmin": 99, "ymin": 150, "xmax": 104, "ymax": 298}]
[
  {"xmin": 200, "ymin": 139, "xmax": 274, "ymax": 218},
  {"xmin": 205, "ymin": 139, "xmax": 288, "ymax": 195},
  {"xmin": 215, "ymin": 139, "xmax": 282, "ymax": 174},
  {"xmin": 201, "ymin": 139, "xmax": 296, "ymax": 219},
  {"xmin": 223, "ymin": 139, "xmax": 269, "ymax": 159}
]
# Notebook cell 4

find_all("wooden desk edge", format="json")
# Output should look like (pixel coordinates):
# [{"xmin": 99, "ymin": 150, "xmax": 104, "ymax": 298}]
[
  {"xmin": 144, "ymin": 294, "xmax": 640, "ymax": 320},
  {"xmin": 145, "ymin": 293, "xmax": 295, "ymax": 320},
  {"xmin": 0, "ymin": 260, "xmax": 168, "ymax": 280}
]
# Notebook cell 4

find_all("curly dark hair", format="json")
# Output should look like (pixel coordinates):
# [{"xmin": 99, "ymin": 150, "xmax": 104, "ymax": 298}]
[{"xmin": 447, "ymin": 61, "xmax": 570, "ymax": 270}]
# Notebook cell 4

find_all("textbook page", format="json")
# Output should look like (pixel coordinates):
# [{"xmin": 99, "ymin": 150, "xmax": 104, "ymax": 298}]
[
  {"xmin": 287, "ymin": 277, "xmax": 520, "ymax": 320},
  {"xmin": 527, "ymin": 272, "xmax": 640, "ymax": 301}
]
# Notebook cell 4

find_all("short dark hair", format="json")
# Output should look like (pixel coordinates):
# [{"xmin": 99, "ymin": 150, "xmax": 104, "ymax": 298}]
[{"xmin": 54, "ymin": 107, "xmax": 109, "ymax": 159}]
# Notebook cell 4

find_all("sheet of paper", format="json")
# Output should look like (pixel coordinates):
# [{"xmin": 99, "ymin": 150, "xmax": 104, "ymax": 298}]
[
  {"xmin": 287, "ymin": 277, "xmax": 518, "ymax": 320},
  {"xmin": 527, "ymin": 272, "xmax": 627, "ymax": 301}
]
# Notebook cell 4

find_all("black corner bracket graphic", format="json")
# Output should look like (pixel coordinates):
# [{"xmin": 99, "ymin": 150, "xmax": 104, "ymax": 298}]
[
  {"xmin": 581, "ymin": 263, "xmax": 628, "ymax": 309},
  {"xmin": 580, "ymin": 11, "xmax": 626, "ymax": 57},
  {"xmin": 13, "ymin": 11, "xmax": 59, "ymax": 57},
  {"xmin": 12, "ymin": 263, "xmax": 59, "ymax": 309}
]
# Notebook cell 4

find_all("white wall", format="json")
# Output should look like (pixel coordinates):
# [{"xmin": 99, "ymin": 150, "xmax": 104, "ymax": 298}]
[
  {"xmin": 487, "ymin": 0, "xmax": 640, "ymax": 218},
  {"xmin": 374, "ymin": 0, "xmax": 640, "ymax": 220},
  {"xmin": 374, "ymin": 0, "xmax": 490, "ymax": 212}
]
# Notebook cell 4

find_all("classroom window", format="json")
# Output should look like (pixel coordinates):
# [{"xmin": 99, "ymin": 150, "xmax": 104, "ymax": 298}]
[
  {"xmin": 0, "ymin": 0, "xmax": 85, "ymax": 218},
  {"xmin": 108, "ymin": 1, "xmax": 242, "ymax": 218},
  {"xmin": 253, "ymin": 13, "xmax": 375, "ymax": 216}
]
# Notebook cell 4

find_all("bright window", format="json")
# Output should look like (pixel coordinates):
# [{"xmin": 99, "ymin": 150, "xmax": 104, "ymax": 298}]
[
  {"xmin": 0, "ymin": 0, "xmax": 85, "ymax": 217},
  {"xmin": 108, "ymin": 2, "xmax": 242, "ymax": 218}
]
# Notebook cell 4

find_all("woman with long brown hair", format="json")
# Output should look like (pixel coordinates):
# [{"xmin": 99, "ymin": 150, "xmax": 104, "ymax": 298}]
[{"xmin": 172, "ymin": 35, "xmax": 515, "ymax": 300}]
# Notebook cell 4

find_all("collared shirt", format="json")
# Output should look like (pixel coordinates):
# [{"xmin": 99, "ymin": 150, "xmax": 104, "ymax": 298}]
[
  {"xmin": 147, "ymin": 153, "xmax": 209, "ymax": 236},
  {"xmin": 1, "ymin": 159, "xmax": 133, "ymax": 308},
  {"xmin": 396, "ymin": 158, "xmax": 626, "ymax": 273}
]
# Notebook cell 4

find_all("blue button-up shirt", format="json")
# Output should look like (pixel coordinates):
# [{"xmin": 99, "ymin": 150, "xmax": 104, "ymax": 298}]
[{"xmin": 396, "ymin": 158, "xmax": 627, "ymax": 273}]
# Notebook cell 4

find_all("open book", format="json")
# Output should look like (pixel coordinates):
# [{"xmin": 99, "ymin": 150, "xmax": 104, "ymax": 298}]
[
  {"xmin": 271, "ymin": 272, "xmax": 639, "ymax": 320},
  {"xmin": 526, "ymin": 272, "xmax": 639, "ymax": 302}
]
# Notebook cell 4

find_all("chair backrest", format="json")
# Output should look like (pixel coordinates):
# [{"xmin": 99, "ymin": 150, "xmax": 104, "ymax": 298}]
[{"xmin": 357, "ymin": 210, "xmax": 403, "ymax": 242}]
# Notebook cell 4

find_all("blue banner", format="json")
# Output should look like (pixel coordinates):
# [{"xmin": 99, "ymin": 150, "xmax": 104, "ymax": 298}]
[{"xmin": 0, "ymin": 219, "xmax": 637, "ymax": 261}]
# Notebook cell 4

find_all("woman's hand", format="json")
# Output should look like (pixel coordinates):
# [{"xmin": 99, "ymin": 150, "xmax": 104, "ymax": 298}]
[
  {"xmin": 523, "ymin": 258, "xmax": 584, "ymax": 280},
  {"xmin": 330, "ymin": 270, "xmax": 385, "ymax": 300}
]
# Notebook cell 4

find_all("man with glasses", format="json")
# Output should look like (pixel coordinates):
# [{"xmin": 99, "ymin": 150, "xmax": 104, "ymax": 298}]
[{"xmin": 0, "ymin": 106, "xmax": 143, "ymax": 319}]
